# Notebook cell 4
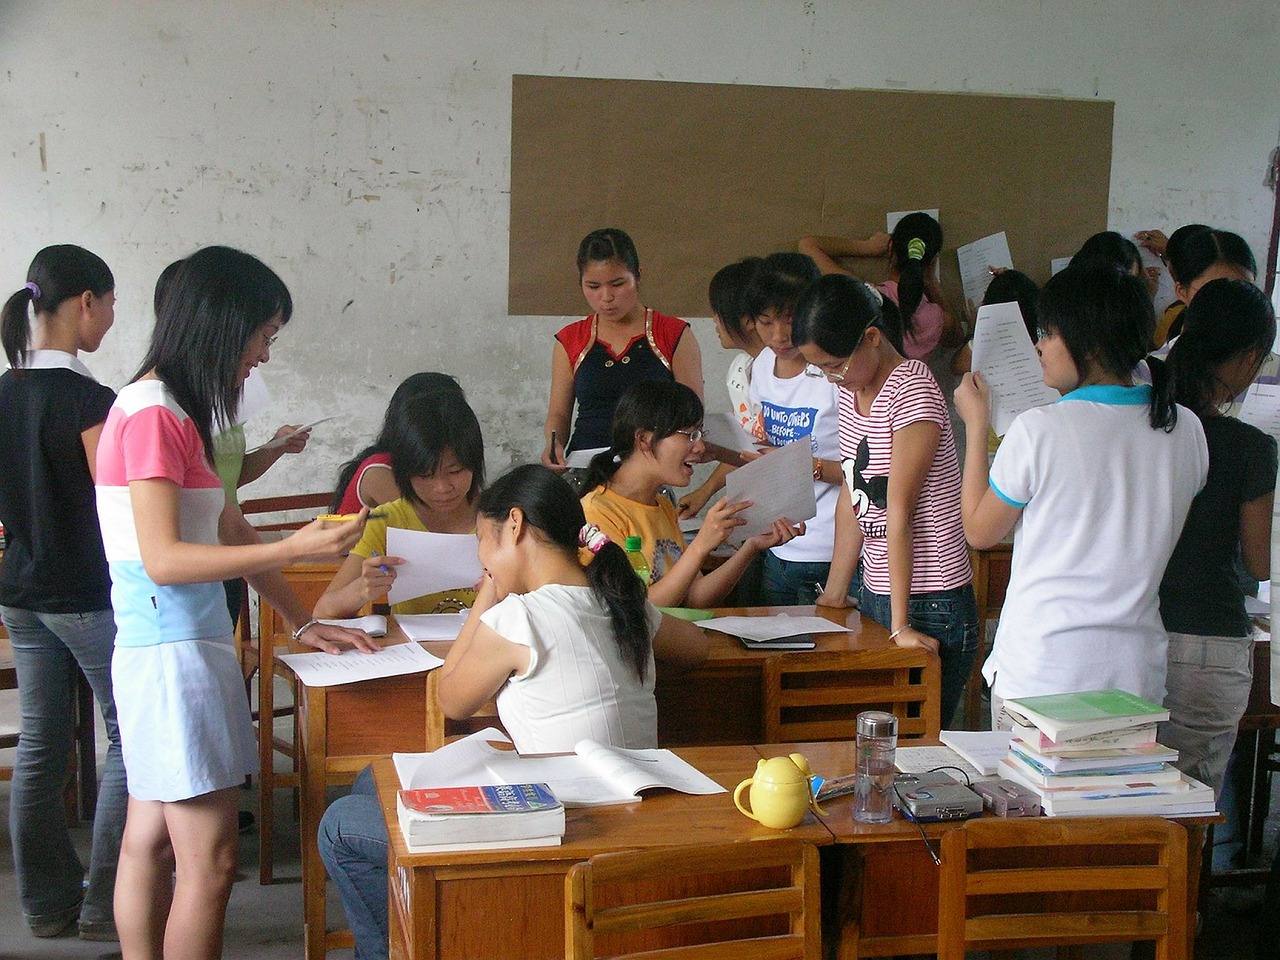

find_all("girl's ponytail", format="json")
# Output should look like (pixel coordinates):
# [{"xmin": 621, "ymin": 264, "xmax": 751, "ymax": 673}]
[
  {"xmin": 478, "ymin": 465, "xmax": 653, "ymax": 680},
  {"xmin": 4, "ymin": 245, "xmax": 113, "ymax": 369},
  {"xmin": 1146, "ymin": 354, "xmax": 1176, "ymax": 431},
  {"xmin": 888, "ymin": 212, "xmax": 943, "ymax": 342}
]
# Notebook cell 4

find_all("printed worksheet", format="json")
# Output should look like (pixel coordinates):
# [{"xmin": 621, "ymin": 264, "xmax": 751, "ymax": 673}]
[
  {"xmin": 1239, "ymin": 382, "xmax": 1280, "ymax": 441},
  {"xmin": 280, "ymin": 640, "xmax": 443, "ymax": 688},
  {"xmin": 721, "ymin": 439, "xmax": 815, "ymax": 544},
  {"xmin": 955, "ymin": 232, "xmax": 1014, "ymax": 312},
  {"xmin": 386, "ymin": 528, "xmax": 483, "ymax": 605},
  {"xmin": 970, "ymin": 302, "xmax": 1059, "ymax": 436}
]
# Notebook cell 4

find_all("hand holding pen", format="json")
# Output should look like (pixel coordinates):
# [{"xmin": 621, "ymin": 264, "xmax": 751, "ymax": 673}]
[{"xmin": 357, "ymin": 549, "xmax": 403, "ymax": 605}]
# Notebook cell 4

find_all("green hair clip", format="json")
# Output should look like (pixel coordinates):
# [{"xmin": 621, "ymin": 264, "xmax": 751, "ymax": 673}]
[{"xmin": 906, "ymin": 237, "xmax": 927, "ymax": 261}]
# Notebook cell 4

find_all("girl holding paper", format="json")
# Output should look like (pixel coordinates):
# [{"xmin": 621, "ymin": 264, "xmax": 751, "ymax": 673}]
[
  {"xmin": 793, "ymin": 274, "xmax": 978, "ymax": 727},
  {"xmin": 315, "ymin": 388, "xmax": 485, "ymax": 617},
  {"xmin": 580, "ymin": 380, "xmax": 802, "ymax": 608}
]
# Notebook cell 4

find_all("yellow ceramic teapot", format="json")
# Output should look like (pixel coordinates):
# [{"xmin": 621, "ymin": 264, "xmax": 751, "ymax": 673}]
[{"xmin": 733, "ymin": 753, "xmax": 826, "ymax": 829}]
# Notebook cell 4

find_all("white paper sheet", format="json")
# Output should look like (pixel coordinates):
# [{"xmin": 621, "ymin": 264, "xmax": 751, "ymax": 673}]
[
  {"xmin": 1126, "ymin": 229, "xmax": 1179, "ymax": 315},
  {"xmin": 395, "ymin": 728, "xmax": 513, "ymax": 789},
  {"xmin": 564, "ymin": 446, "xmax": 607, "ymax": 469},
  {"xmin": 703, "ymin": 412, "xmax": 759, "ymax": 454},
  {"xmin": 280, "ymin": 641, "xmax": 443, "ymax": 688},
  {"xmin": 317, "ymin": 615, "xmax": 387, "ymax": 637},
  {"xmin": 720, "ymin": 439, "xmax": 816, "ymax": 545},
  {"xmin": 938, "ymin": 729, "xmax": 1013, "ymax": 776},
  {"xmin": 1050, "ymin": 256, "xmax": 1071, "ymax": 276},
  {"xmin": 395, "ymin": 612, "xmax": 470, "ymax": 641},
  {"xmin": 696, "ymin": 614, "xmax": 848, "ymax": 641},
  {"xmin": 887, "ymin": 209, "xmax": 941, "ymax": 280},
  {"xmin": 970, "ymin": 302, "xmax": 1059, "ymax": 436},
  {"xmin": 247, "ymin": 415, "xmax": 339, "ymax": 454},
  {"xmin": 1239, "ymin": 382, "xmax": 1280, "ymax": 441},
  {"xmin": 955, "ymin": 232, "xmax": 1014, "ymax": 313},
  {"xmin": 386, "ymin": 528, "xmax": 483, "ymax": 605}
]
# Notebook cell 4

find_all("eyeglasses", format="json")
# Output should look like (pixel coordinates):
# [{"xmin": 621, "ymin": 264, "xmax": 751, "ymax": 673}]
[
  {"xmin": 262, "ymin": 332, "xmax": 279, "ymax": 348},
  {"xmin": 803, "ymin": 355, "xmax": 853, "ymax": 382},
  {"xmin": 673, "ymin": 427, "xmax": 704, "ymax": 444}
]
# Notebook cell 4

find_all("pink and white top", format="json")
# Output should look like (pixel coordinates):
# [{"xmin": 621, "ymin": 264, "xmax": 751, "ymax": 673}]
[
  {"xmin": 837, "ymin": 359, "xmax": 970, "ymax": 595},
  {"xmin": 96, "ymin": 380, "xmax": 231, "ymax": 647}
]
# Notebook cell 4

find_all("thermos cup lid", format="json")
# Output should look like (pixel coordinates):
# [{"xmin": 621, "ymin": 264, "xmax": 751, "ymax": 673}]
[{"xmin": 856, "ymin": 710, "xmax": 898, "ymax": 738}]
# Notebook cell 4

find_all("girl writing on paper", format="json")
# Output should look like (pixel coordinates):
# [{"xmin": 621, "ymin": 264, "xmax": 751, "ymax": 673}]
[
  {"xmin": 955, "ymin": 259, "xmax": 1208, "ymax": 727},
  {"xmin": 799, "ymin": 211, "xmax": 958, "ymax": 361},
  {"xmin": 579, "ymin": 380, "xmax": 803, "ymax": 608},
  {"xmin": 542, "ymin": 228, "xmax": 703, "ymax": 472},
  {"xmin": 318, "ymin": 464, "xmax": 707, "ymax": 960},
  {"xmin": 315, "ymin": 384, "xmax": 485, "ymax": 618},
  {"xmin": 0, "ymin": 245, "xmax": 126, "ymax": 941},
  {"xmin": 1156, "ymin": 279, "xmax": 1276, "ymax": 798},
  {"xmin": 793, "ymin": 274, "xmax": 978, "ymax": 727},
  {"xmin": 95, "ymin": 246, "xmax": 371, "ymax": 960}
]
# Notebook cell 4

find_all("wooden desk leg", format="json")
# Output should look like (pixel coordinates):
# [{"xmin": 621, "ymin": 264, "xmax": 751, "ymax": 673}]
[
  {"xmin": 301, "ymin": 684, "xmax": 329, "ymax": 960},
  {"xmin": 1186, "ymin": 823, "xmax": 1206, "ymax": 960}
]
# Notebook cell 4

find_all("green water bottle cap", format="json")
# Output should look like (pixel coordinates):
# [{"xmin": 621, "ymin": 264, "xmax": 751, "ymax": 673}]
[{"xmin": 624, "ymin": 535, "xmax": 642, "ymax": 552}]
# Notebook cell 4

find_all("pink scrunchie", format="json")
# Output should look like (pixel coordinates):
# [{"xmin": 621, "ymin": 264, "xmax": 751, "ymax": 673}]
[{"xmin": 578, "ymin": 523, "xmax": 610, "ymax": 555}]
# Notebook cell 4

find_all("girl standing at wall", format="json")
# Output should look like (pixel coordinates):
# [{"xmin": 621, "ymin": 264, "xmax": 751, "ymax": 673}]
[
  {"xmin": 0, "ymin": 245, "xmax": 126, "ymax": 941},
  {"xmin": 96, "ymin": 246, "xmax": 369, "ymax": 959},
  {"xmin": 793, "ymin": 274, "xmax": 977, "ymax": 725},
  {"xmin": 543, "ymin": 228, "xmax": 703, "ymax": 470}
]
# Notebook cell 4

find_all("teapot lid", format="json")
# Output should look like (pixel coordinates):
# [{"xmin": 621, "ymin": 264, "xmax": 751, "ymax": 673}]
[{"xmin": 756, "ymin": 755, "xmax": 807, "ymax": 783}]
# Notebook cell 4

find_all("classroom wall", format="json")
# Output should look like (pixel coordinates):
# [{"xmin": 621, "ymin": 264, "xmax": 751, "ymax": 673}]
[{"xmin": 3, "ymin": 0, "xmax": 1278, "ymax": 496}]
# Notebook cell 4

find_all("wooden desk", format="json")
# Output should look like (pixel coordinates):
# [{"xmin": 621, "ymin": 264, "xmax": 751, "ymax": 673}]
[
  {"xmin": 376, "ymin": 748, "xmax": 829, "ymax": 960},
  {"xmin": 289, "ymin": 606, "xmax": 897, "ymax": 958}
]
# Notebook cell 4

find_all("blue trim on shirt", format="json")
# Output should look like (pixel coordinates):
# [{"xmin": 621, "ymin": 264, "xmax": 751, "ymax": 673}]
[
  {"xmin": 1058, "ymin": 383, "xmax": 1151, "ymax": 406},
  {"xmin": 988, "ymin": 477, "xmax": 1026, "ymax": 509}
]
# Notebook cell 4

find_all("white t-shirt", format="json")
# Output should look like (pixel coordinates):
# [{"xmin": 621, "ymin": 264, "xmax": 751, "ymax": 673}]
[
  {"xmin": 746, "ymin": 348, "xmax": 840, "ymax": 563},
  {"xmin": 726, "ymin": 350, "xmax": 756, "ymax": 433},
  {"xmin": 983, "ymin": 384, "xmax": 1208, "ymax": 703},
  {"xmin": 481, "ymin": 583, "xmax": 662, "ymax": 753}
]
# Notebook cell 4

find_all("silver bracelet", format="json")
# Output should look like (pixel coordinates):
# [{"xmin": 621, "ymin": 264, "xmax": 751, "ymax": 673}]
[
  {"xmin": 292, "ymin": 618, "xmax": 321, "ymax": 642},
  {"xmin": 888, "ymin": 626, "xmax": 909, "ymax": 642}
]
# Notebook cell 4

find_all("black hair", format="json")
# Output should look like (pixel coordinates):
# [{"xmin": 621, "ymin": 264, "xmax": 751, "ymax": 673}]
[
  {"xmin": 1165, "ymin": 279, "xmax": 1275, "ymax": 417},
  {"xmin": 478, "ymin": 464, "xmax": 651, "ymax": 679},
  {"xmin": 792, "ymin": 273, "xmax": 906, "ymax": 358},
  {"xmin": 3, "ymin": 244, "xmax": 114, "ymax": 368},
  {"xmin": 1038, "ymin": 260, "xmax": 1173, "ymax": 430},
  {"xmin": 132, "ymin": 245, "xmax": 292, "ymax": 461},
  {"xmin": 1069, "ymin": 231, "xmax": 1143, "ymax": 276},
  {"xmin": 580, "ymin": 381, "xmax": 703, "ymax": 493},
  {"xmin": 1162, "ymin": 224, "xmax": 1211, "ymax": 285},
  {"xmin": 387, "ymin": 388, "xmax": 485, "ymax": 508},
  {"xmin": 1166, "ymin": 227, "xmax": 1256, "ymax": 289},
  {"xmin": 708, "ymin": 257, "xmax": 762, "ymax": 345},
  {"xmin": 576, "ymin": 228, "xmax": 640, "ymax": 277},
  {"xmin": 888, "ymin": 212, "xmax": 942, "ymax": 341},
  {"xmin": 152, "ymin": 257, "xmax": 186, "ymax": 321},
  {"xmin": 330, "ymin": 372, "xmax": 466, "ymax": 510},
  {"xmin": 981, "ymin": 269, "xmax": 1040, "ymax": 342},
  {"xmin": 742, "ymin": 251, "xmax": 821, "ymax": 320}
]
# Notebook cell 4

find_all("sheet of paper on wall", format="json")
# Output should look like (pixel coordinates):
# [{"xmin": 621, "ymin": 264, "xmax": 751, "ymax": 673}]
[
  {"xmin": 721, "ymin": 438, "xmax": 816, "ymax": 545},
  {"xmin": 1238, "ymin": 382, "xmax": 1280, "ymax": 441},
  {"xmin": 703, "ymin": 411, "xmax": 759, "ymax": 454},
  {"xmin": 955, "ymin": 231, "xmax": 1014, "ymax": 313},
  {"xmin": 1050, "ymin": 256, "xmax": 1071, "ymax": 275},
  {"xmin": 386, "ymin": 528, "xmax": 483, "ymax": 605},
  {"xmin": 970, "ymin": 301, "xmax": 1059, "ymax": 436},
  {"xmin": 563, "ymin": 446, "xmax": 607, "ymax": 469},
  {"xmin": 280, "ymin": 640, "xmax": 443, "ymax": 688},
  {"xmin": 887, "ymin": 208, "xmax": 941, "ymax": 280}
]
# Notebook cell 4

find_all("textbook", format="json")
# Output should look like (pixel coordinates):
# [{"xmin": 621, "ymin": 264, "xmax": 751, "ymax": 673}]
[
  {"xmin": 998, "ymin": 756, "xmax": 1183, "ymax": 792},
  {"xmin": 396, "ymin": 783, "xmax": 565, "ymax": 851},
  {"xmin": 1009, "ymin": 738, "xmax": 1177, "ymax": 773},
  {"xmin": 394, "ymin": 728, "xmax": 726, "ymax": 807},
  {"xmin": 1010, "ymin": 721, "xmax": 1159, "ymax": 755},
  {"xmin": 1002, "ymin": 689, "xmax": 1169, "ymax": 742},
  {"xmin": 1038, "ymin": 774, "xmax": 1215, "ymax": 817}
]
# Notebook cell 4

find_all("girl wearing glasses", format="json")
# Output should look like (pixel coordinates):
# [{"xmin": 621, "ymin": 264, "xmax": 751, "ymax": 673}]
[
  {"xmin": 794, "ymin": 274, "xmax": 977, "ymax": 727},
  {"xmin": 315, "ymin": 385, "xmax": 485, "ymax": 618},
  {"xmin": 580, "ymin": 380, "xmax": 801, "ymax": 609}
]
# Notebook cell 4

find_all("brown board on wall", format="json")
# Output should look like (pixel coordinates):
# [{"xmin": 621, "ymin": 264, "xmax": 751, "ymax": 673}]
[{"xmin": 509, "ymin": 75, "xmax": 1113, "ymax": 318}]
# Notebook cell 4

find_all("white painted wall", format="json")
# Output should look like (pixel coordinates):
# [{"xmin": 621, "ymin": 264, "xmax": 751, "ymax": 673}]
[{"xmin": 3, "ymin": 0, "xmax": 1278, "ymax": 496}]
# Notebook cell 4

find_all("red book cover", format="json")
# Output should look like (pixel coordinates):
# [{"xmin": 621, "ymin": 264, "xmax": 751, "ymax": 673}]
[{"xmin": 397, "ymin": 783, "xmax": 560, "ymax": 816}]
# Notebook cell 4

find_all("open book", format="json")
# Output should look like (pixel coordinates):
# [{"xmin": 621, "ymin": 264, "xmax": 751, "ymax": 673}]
[{"xmin": 393, "ymin": 728, "xmax": 726, "ymax": 807}]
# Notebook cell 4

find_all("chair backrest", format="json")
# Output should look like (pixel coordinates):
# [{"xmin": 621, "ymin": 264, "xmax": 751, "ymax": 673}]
[
  {"xmin": 937, "ymin": 817, "xmax": 1188, "ymax": 960},
  {"xmin": 258, "ymin": 563, "xmax": 345, "ymax": 646},
  {"xmin": 762, "ymin": 648, "xmax": 940, "ymax": 743},
  {"xmin": 239, "ymin": 491, "xmax": 334, "ymax": 533},
  {"xmin": 424, "ymin": 668, "xmax": 505, "ymax": 751},
  {"xmin": 565, "ymin": 838, "xmax": 820, "ymax": 960}
]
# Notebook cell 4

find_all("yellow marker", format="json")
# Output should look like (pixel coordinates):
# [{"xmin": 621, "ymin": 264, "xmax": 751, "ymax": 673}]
[{"xmin": 316, "ymin": 511, "xmax": 386, "ymax": 522}]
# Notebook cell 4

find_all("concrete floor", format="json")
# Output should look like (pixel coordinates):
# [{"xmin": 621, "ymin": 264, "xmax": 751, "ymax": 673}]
[{"xmin": 0, "ymin": 679, "xmax": 1274, "ymax": 959}]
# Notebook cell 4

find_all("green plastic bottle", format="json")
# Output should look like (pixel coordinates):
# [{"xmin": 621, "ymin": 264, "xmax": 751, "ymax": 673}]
[{"xmin": 623, "ymin": 535, "xmax": 650, "ymax": 585}]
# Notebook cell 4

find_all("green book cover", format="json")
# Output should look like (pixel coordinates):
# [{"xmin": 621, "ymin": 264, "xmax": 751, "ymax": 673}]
[{"xmin": 1004, "ymin": 689, "xmax": 1168, "ymax": 741}]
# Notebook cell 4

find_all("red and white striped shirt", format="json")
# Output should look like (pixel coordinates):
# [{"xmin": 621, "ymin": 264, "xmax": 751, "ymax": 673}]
[{"xmin": 837, "ymin": 359, "xmax": 970, "ymax": 595}]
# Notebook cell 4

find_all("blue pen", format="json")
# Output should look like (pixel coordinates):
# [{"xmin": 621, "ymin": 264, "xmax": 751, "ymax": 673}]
[{"xmin": 370, "ymin": 549, "xmax": 390, "ymax": 575}]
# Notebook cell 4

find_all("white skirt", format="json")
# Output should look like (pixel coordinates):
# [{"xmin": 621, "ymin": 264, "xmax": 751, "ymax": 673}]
[{"xmin": 112, "ymin": 635, "xmax": 256, "ymax": 802}]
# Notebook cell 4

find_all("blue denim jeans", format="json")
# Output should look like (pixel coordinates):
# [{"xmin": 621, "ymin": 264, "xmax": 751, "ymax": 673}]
[
  {"xmin": 318, "ymin": 766, "xmax": 388, "ymax": 960},
  {"xmin": 1, "ymin": 606, "xmax": 127, "ymax": 928},
  {"xmin": 857, "ymin": 584, "xmax": 979, "ymax": 728},
  {"xmin": 762, "ymin": 554, "xmax": 831, "ymax": 606}
]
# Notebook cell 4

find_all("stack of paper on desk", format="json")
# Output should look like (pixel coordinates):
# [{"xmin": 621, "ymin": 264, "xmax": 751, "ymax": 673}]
[
  {"xmin": 279, "ymin": 641, "xmax": 443, "ymax": 687},
  {"xmin": 394, "ymin": 728, "xmax": 725, "ymax": 807},
  {"xmin": 697, "ymin": 614, "xmax": 847, "ymax": 645}
]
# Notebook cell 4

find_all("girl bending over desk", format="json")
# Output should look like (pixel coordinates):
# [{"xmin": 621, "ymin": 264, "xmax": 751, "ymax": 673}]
[
  {"xmin": 315, "ymin": 385, "xmax": 484, "ymax": 618},
  {"xmin": 580, "ymin": 380, "xmax": 803, "ymax": 609},
  {"xmin": 319, "ymin": 464, "xmax": 706, "ymax": 960}
]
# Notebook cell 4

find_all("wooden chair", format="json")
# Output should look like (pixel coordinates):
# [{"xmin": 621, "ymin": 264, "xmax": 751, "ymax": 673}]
[
  {"xmin": 963, "ymin": 541, "xmax": 1013, "ymax": 728},
  {"xmin": 424, "ymin": 669, "xmax": 504, "ymax": 750},
  {"xmin": 565, "ymin": 838, "xmax": 820, "ymax": 960},
  {"xmin": 762, "ymin": 647, "xmax": 941, "ymax": 744},
  {"xmin": 937, "ymin": 817, "xmax": 1189, "ymax": 960}
]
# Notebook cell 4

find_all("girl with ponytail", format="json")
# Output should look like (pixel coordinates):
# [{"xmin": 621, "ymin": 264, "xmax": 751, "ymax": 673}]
[{"xmin": 799, "ymin": 211, "xmax": 955, "ymax": 360}]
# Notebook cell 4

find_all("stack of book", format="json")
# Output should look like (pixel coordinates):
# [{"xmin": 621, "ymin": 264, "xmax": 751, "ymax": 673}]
[
  {"xmin": 999, "ymin": 689, "xmax": 1216, "ymax": 817},
  {"xmin": 396, "ymin": 782, "xmax": 566, "ymax": 853}
]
